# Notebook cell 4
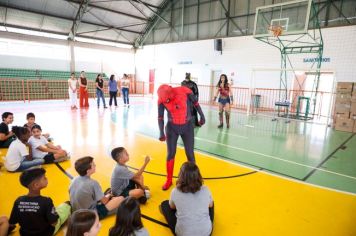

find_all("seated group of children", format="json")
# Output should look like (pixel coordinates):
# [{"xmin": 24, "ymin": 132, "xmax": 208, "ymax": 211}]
[
  {"xmin": 2, "ymin": 146, "xmax": 151, "ymax": 236},
  {"xmin": 1, "ymin": 112, "xmax": 214, "ymax": 236},
  {"xmin": 0, "ymin": 112, "xmax": 69, "ymax": 172}
]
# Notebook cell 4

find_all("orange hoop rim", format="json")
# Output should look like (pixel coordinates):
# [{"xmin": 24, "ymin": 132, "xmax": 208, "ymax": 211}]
[{"xmin": 268, "ymin": 25, "xmax": 283, "ymax": 37}]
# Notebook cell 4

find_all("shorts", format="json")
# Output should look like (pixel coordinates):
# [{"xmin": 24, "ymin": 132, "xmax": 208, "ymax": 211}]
[
  {"xmin": 43, "ymin": 153, "xmax": 55, "ymax": 164},
  {"xmin": 96, "ymin": 203, "xmax": 109, "ymax": 219},
  {"xmin": 119, "ymin": 180, "xmax": 136, "ymax": 197},
  {"xmin": 218, "ymin": 97, "xmax": 230, "ymax": 106}
]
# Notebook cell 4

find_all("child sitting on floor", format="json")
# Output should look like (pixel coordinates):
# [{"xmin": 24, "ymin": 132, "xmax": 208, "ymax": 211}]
[
  {"xmin": 66, "ymin": 209, "xmax": 101, "ymax": 236},
  {"xmin": 0, "ymin": 112, "xmax": 16, "ymax": 148},
  {"xmin": 110, "ymin": 147, "xmax": 151, "ymax": 204},
  {"xmin": 160, "ymin": 162, "xmax": 214, "ymax": 236},
  {"xmin": 69, "ymin": 156, "xmax": 124, "ymax": 219},
  {"xmin": 28, "ymin": 125, "xmax": 69, "ymax": 164},
  {"xmin": 24, "ymin": 112, "xmax": 51, "ymax": 140},
  {"xmin": 4, "ymin": 126, "xmax": 44, "ymax": 172},
  {"xmin": 109, "ymin": 197, "xmax": 149, "ymax": 236},
  {"xmin": 9, "ymin": 168, "xmax": 71, "ymax": 235}
]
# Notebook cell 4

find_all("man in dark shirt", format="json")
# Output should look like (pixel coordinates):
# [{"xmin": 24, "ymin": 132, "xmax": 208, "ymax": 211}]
[
  {"xmin": 181, "ymin": 73, "xmax": 200, "ymax": 127},
  {"xmin": 0, "ymin": 112, "xmax": 16, "ymax": 148},
  {"xmin": 9, "ymin": 168, "xmax": 71, "ymax": 236}
]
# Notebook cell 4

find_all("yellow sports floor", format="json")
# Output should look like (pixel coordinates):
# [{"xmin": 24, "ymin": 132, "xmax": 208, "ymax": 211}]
[{"xmin": 0, "ymin": 101, "xmax": 356, "ymax": 236}]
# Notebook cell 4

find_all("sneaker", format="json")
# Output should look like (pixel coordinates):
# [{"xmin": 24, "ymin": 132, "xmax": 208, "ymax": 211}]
[
  {"xmin": 104, "ymin": 188, "xmax": 112, "ymax": 195},
  {"xmin": 144, "ymin": 189, "xmax": 151, "ymax": 199},
  {"xmin": 217, "ymin": 124, "xmax": 223, "ymax": 128},
  {"xmin": 104, "ymin": 106, "xmax": 108, "ymax": 108}
]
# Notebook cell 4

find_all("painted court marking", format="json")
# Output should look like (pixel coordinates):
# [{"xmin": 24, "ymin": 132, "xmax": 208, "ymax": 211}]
[
  {"xmin": 194, "ymin": 136, "xmax": 356, "ymax": 181},
  {"xmin": 135, "ymin": 132, "xmax": 356, "ymax": 196}
]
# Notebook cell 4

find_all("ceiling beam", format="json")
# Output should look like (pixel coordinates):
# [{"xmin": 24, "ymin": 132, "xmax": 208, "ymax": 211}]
[
  {"xmin": 135, "ymin": 0, "xmax": 169, "ymax": 25},
  {"xmin": 0, "ymin": 3, "xmax": 142, "ymax": 35},
  {"xmin": 64, "ymin": 0, "xmax": 149, "ymax": 21},
  {"xmin": 68, "ymin": 0, "xmax": 90, "ymax": 40}
]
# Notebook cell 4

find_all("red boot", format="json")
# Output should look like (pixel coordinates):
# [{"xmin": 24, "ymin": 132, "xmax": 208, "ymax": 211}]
[{"xmin": 162, "ymin": 159, "xmax": 175, "ymax": 190}]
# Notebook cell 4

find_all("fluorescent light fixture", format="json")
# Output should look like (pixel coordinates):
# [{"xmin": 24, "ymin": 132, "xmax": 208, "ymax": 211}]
[
  {"xmin": 0, "ymin": 26, "xmax": 68, "ymax": 40},
  {"xmin": 75, "ymin": 37, "xmax": 133, "ymax": 49}
]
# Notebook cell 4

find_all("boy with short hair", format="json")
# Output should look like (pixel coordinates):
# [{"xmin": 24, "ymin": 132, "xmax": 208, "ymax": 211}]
[
  {"xmin": 9, "ymin": 168, "xmax": 71, "ymax": 236},
  {"xmin": 110, "ymin": 147, "xmax": 151, "ymax": 203},
  {"xmin": 24, "ymin": 113, "xmax": 51, "ymax": 140},
  {"xmin": 0, "ymin": 112, "xmax": 16, "ymax": 148},
  {"xmin": 69, "ymin": 156, "xmax": 124, "ymax": 219}
]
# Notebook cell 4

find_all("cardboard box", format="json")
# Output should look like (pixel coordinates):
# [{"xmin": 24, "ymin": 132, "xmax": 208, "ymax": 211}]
[
  {"xmin": 335, "ymin": 118, "xmax": 354, "ymax": 132},
  {"xmin": 335, "ymin": 112, "xmax": 350, "ymax": 119},
  {"xmin": 351, "ymin": 102, "xmax": 356, "ymax": 113},
  {"xmin": 335, "ymin": 101, "xmax": 351, "ymax": 113},
  {"xmin": 337, "ymin": 82, "xmax": 353, "ymax": 93},
  {"xmin": 351, "ymin": 94, "xmax": 356, "ymax": 103},
  {"xmin": 335, "ymin": 93, "xmax": 352, "ymax": 103}
]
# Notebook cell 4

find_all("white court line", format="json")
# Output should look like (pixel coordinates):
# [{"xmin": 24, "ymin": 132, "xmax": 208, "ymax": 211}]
[
  {"xmin": 244, "ymin": 125, "xmax": 255, "ymax": 128},
  {"xmin": 135, "ymin": 132, "xmax": 356, "ymax": 196},
  {"xmin": 193, "ymin": 136, "xmax": 356, "ymax": 181},
  {"xmin": 219, "ymin": 131, "xmax": 248, "ymax": 139}
]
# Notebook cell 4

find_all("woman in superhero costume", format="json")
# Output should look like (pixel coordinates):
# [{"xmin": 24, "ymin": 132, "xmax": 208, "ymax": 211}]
[
  {"xmin": 157, "ymin": 84, "xmax": 205, "ymax": 190},
  {"xmin": 213, "ymin": 74, "xmax": 233, "ymax": 128}
]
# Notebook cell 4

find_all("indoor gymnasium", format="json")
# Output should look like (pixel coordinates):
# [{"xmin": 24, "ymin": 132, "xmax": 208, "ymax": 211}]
[{"xmin": 0, "ymin": 0, "xmax": 356, "ymax": 235}]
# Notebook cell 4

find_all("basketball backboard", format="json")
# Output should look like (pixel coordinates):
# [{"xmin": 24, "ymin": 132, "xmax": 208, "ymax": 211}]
[{"xmin": 253, "ymin": 0, "xmax": 312, "ymax": 38}]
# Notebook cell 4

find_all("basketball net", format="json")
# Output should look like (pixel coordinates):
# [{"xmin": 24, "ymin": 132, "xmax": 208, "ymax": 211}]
[{"xmin": 268, "ymin": 25, "xmax": 283, "ymax": 37}]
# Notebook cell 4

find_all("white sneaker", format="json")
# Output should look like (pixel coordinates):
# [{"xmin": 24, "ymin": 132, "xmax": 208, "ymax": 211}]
[{"xmin": 144, "ymin": 189, "xmax": 151, "ymax": 199}]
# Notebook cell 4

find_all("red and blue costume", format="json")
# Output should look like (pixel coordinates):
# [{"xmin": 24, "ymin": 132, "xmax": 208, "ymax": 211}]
[{"xmin": 157, "ymin": 84, "xmax": 205, "ymax": 190}]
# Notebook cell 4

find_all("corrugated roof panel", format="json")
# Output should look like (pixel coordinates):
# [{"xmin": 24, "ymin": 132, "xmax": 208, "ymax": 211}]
[
  {"xmin": 41, "ymin": 16, "xmax": 72, "ymax": 33},
  {"xmin": 6, "ymin": 9, "xmax": 43, "ymax": 28}
]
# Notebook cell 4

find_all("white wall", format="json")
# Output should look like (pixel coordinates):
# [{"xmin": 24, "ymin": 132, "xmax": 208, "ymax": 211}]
[{"xmin": 135, "ymin": 25, "xmax": 356, "ymax": 88}]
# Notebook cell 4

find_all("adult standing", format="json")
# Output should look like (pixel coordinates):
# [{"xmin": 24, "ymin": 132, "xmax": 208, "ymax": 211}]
[
  {"xmin": 181, "ymin": 72, "xmax": 200, "ymax": 127},
  {"xmin": 95, "ymin": 74, "xmax": 107, "ymax": 108},
  {"xmin": 0, "ymin": 112, "xmax": 16, "ymax": 148},
  {"xmin": 108, "ymin": 74, "xmax": 118, "ymax": 107},
  {"xmin": 68, "ymin": 72, "xmax": 78, "ymax": 109},
  {"xmin": 79, "ymin": 71, "xmax": 89, "ymax": 108},
  {"xmin": 157, "ymin": 84, "xmax": 205, "ymax": 190},
  {"xmin": 121, "ymin": 74, "xmax": 130, "ymax": 107},
  {"xmin": 213, "ymin": 74, "xmax": 232, "ymax": 128}
]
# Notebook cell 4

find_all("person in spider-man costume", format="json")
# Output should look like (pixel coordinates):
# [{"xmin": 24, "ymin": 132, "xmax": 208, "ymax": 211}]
[{"xmin": 157, "ymin": 84, "xmax": 205, "ymax": 190}]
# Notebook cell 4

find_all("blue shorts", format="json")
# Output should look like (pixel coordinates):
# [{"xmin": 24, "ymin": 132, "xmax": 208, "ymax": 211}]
[{"xmin": 218, "ymin": 97, "xmax": 230, "ymax": 105}]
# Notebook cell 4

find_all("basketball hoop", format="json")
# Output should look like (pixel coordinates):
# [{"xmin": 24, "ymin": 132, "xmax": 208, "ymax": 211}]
[{"xmin": 268, "ymin": 25, "xmax": 283, "ymax": 37}]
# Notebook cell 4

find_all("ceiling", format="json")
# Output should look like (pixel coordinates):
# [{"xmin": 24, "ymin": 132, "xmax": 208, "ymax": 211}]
[{"xmin": 0, "ymin": 0, "xmax": 166, "ymax": 46}]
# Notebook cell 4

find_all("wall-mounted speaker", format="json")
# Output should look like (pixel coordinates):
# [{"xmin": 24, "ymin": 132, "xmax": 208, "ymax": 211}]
[{"xmin": 214, "ymin": 39, "xmax": 222, "ymax": 51}]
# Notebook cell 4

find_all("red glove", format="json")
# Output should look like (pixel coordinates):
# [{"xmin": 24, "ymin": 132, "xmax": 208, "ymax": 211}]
[
  {"xmin": 199, "ymin": 118, "xmax": 205, "ymax": 126},
  {"xmin": 159, "ymin": 135, "xmax": 166, "ymax": 142}
]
